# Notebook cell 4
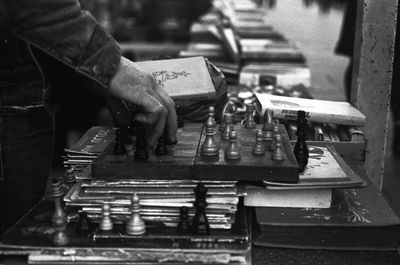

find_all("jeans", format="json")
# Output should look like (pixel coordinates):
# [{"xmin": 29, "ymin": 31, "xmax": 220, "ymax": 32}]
[{"xmin": 0, "ymin": 35, "xmax": 54, "ymax": 234}]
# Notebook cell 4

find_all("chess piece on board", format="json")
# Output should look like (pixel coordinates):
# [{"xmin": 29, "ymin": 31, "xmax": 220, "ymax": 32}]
[
  {"xmin": 294, "ymin": 110, "xmax": 309, "ymax": 172},
  {"xmin": 206, "ymin": 106, "xmax": 216, "ymax": 128},
  {"xmin": 244, "ymin": 103, "xmax": 256, "ymax": 129},
  {"xmin": 270, "ymin": 124, "xmax": 280, "ymax": 151},
  {"xmin": 155, "ymin": 135, "xmax": 168, "ymax": 156},
  {"xmin": 191, "ymin": 183, "xmax": 210, "ymax": 235},
  {"xmin": 262, "ymin": 109, "xmax": 274, "ymax": 140},
  {"xmin": 126, "ymin": 193, "xmax": 146, "ymax": 235},
  {"xmin": 51, "ymin": 178, "xmax": 69, "ymax": 246},
  {"xmin": 99, "ymin": 203, "xmax": 113, "ymax": 231},
  {"xmin": 64, "ymin": 168, "xmax": 77, "ymax": 184},
  {"xmin": 271, "ymin": 134, "xmax": 284, "ymax": 161},
  {"xmin": 252, "ymin": 129, "xmax": 266, "ymax": 156},
  {"xmin": 134, "ymin": 123, "xmax": 149, "ymax": 161},
  {"xmin": 113, "ymin": 126, "xmax": 127, "ymax": 155},
  {"xmin": 225, "ymin": 129, "xmax": 241, "ymax": 160},
  {"xmin": 201, "ymin": 110, "xmax": 219, "ymax": 157},
  {"xmin": 177, "ymin": 206, "xmax": 191, "ymax": 233},
  {"xmin": 176, "ymin": 104, "xmax": 184, "ymax": 128},
  {"xmin": 222, "ymin": 113, "xmax": 233, "ymax": 141}
]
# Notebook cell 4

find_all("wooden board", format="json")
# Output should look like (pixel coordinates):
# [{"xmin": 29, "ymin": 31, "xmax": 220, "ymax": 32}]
[{"xmin": 91, "ymin": 123, "xmax": 299, "ymax": 182}]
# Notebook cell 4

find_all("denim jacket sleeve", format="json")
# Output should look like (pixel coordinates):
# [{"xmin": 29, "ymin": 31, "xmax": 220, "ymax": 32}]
[{"xmin": 1, "ymin": 0, "xmax": 121, "ymax": 88}]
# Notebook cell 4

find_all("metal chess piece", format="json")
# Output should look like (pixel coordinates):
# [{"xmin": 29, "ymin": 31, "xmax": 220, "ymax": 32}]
[
  {"xmin": 177, "ymin": 206, "xmax": 191, "ymax": 233},
  {"xmin": 270, "ymin": 124, "xmax": 280, "ymax": 151},
  {"xmin": 225, "ymin": 129, "xmax": 241, "ymax": 160},
  {"xmin": 294, "ymin": 110, "xmax": 309, "ymax": 172},
  {"xmin": 201, "ymin": 115, "xmax": 219, "ymax": 157},
  {"xmin": 244, "ymin": 103, "xmax": 256, "ymax": 129},
  {"xmin": 51, "ymin": 178, "xmax": 69, "ymax": 246},
  {"xmin": 126, "ymin": 193, "xmax": 146, "ymax": 235},
  {"xmin": 99, "ymin": 203, "xmax": 113, "ymax": 231},
  {"xmin": 191, "ymin": 183, "xmax": 210, "ymax": 235},
  {"xmin": 272, "ymin": 134, "xmax": 284, "ymax": 161},
  {"xmin": 262, "ymin": 109, "xmax": 274, "ymax": 140},
  {"xmin": 252, "ymin": 129, "xmax": 266, "ymax": 156},
  {"xmin": 222, "ymin": 113, "xmax": 233, "ymax": 141}
]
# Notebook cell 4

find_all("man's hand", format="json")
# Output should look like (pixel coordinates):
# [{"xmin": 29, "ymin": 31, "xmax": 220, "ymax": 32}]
[{"xmin": 107, "ymin": 56, "xmax": 177, "ymax": 147}]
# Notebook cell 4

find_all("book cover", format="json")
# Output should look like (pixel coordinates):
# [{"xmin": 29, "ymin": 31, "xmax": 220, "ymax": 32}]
[
  {"xmin": 135, "ymin": 57, "xmax": 216, "ymax": 100},
  {"xmin": 255, "ymin": 94, "xmax": 366, "ymax": 126}
]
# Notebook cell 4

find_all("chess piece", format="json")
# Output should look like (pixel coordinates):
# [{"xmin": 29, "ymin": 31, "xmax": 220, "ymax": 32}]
[
  {"xmin": 176, "ymin": 104, "xmax": 184, "ymax": 128},
  {"xmin": 270, "ymin": 124, "xmax": 280, "ymax": 151},
  {"xmin": 113, "ymin": 126, "xmax": 126, "ymax": 155},
  {"xmin": 244, "ymin": 103, "xmax": 256, "ymax": 129},
  {"xmin": 51, "ymin": 178, "xmax": 69, "ymax": 246},
  {"xmin": 177, "ymin": 206, "xmax": 190, "ymax": 233},
  {"xmin": 134, "ymin": 124, "xmax": 149, "ymax": 160},
  {"xmin": 126, "ymin": 193, "xmax": 146, "ymax": 235},
  {"xmin": 206, "ymin": 106, "xmax": 216, "ymax": 128},
  {"xmin": 271, "ymin": 134, "xmax": 284, "ymax": 161},
  {"xmin": 64, "ymin": 168, "xmax": 76, "ymax": 184},
  {"xmin": 262, "ymin": 109, "xmax": 274, "ymax": 140},
  {"xmin": 222, "ymin": 113, "xmax": 233, "ymax": 141},
  {"xmin": 201, "ymin": 116, "xmax": 219, "ymax": 157},
  {"xmin": 99, "ymin": 203, "xmax": 113, "ymax": 231},
  {"xmin": 191, "ymin": 183, "xmax": 210, "ymax": 235},
  {"xmin": 225, "ymin": 129, "xmax": 241, "ymax": 160},
  {"xmin": 155, "ymin": 135, "xmax": 168, "ymax": 155},
  {"xmin": 294, "ymin": 110, "xmax": 309, "ymax": 172},
  {"xmin": 252, "ymin": 129, "xmax": 266, "ymax": 156}
]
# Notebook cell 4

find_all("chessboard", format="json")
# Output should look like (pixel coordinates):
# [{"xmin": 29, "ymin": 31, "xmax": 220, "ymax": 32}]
[{"xmin": 91, "ymin": 123, "xmax": 299, "ymax": 183}]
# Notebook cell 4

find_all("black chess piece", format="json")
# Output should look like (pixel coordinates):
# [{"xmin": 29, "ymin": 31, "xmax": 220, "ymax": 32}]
[
  {"xmin": 201, "ymin": 113, "xmax": 219, "ymax": 157},
  {"xmin": 126, "ymin": 193, "xmax": 146, "ymax": 235},
  {"xmin": 244, "ymin": 103, "xmax": 256, "ymax": 129},
  {"xmin": 270, "ymin": 124, "xmax": 280, "ymax": 151},
  {"xmin": 64, "ymin": 168, "xmax": 76, "ymax": 184},
  {"xmin": 177, "ymin": 206, "xmax": 191, "ymax": 233},
  {"xmin": 262, "ymin": 109, "xmax": 274, "ymax": 140},
  {"xmin": 134, "ymin": 124, "xmax": 149, "ymax": 160},
  {"xmin": 99, "ymin": 203, "xmax": 113, "ymax": 231},
  {"xmin": 252, "ymin": 129, "xmax": 266, "ymax": 156},
  {"xmin": 155, "ymin": 135, "xmax": 168, "ymax": 155},
  {"xmin": 176, "ymin": 104, "xmax": 184, "ymax": 128},
  {"xmin": 51, "ymin": 178, "xmax": 69, "ymax": 246},
  {"xmin": 76, "ymin": 212, "xmax": 92, "ymax": 236},
  {"xmin": 294, "ymin": 110, "xmax": 309, "ymax": 172},
  {"xmin": 225, "ymin": 129, "xmax": 241, "ymax": 160},
  {"xmin": 191, "ymin": 183, "xmax": 210, "ymax": 235},
  {"xmin": 114, "ymin": 126, "xmax": 127, "ymax": 155}
]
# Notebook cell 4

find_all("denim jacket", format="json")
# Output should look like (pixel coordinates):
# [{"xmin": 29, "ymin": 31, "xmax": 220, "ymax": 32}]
[{"xmin": 0, "ymin": 0, "xmax": 121, "ymax": 89}]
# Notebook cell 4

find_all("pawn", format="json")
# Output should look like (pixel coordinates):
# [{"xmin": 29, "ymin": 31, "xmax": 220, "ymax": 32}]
[
  {"xmin": 271, "ymin": 134, "xmax": 284, "ymax": 161},
  {"xmin": 207, "ymin": 106, "xmax": 216, "ymax": 128},
  {"xmin": 201, "ymin": 117, "xmax": 219, "ymax": 157},
  {"xmin": 155, "ymin": 136, "xmax": 168, "ymax": 156},
  {"xmin": 134, "ymin": 124, "xmax": 149, "ymax": 160},
  {"xmin": 252, "ymin": 129, "xmax": 266, "ymax": 156},
  {"xmin": 177, "ymin": 206, "xmax": 190, "ymax": 233},
  {"xmin": 99, "ymin": 203, "xmax": 113, "ymax": 231},
  {"xmin": 225, "ymin": 129, "xmax": 241, "ymax": 160},
  {"xmin": 126, "ymin": 193, "xmax": 146, "ymax": 235},
  {"xmin": 53, "ymin": 229, "xmax": 69, "ymax": 246},
  {"xmin": 244, "ymin": 104, "xmax": 256, "ymax": 129},
  {"xmin": 270, "ymin": 124, "xmax": 280, "ymax": 151},
  {"xmin": 262, "ymin": 109, "xmax": 274, "ymax": 140},
  {"xmin": 222, "ymin": 113, "xmax": 233, "ymax": 141},
  {"xmin": 176, "ymin": 104, "xmax": 184, "ymax": 128}
]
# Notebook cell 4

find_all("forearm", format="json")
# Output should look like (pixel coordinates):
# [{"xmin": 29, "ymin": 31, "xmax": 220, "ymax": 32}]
[{"xmin": 2, "ymin": 0, "xmax": 121, "ymax": 88}]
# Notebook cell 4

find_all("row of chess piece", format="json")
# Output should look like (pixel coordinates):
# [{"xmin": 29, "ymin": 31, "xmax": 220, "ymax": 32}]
[
  {"xmin": 200, "ymin": 105, "xmax": 286, "ymax": 162},
  {"xmin": 98, "ymin": 183, "xmax": 211, "ymax": 236}
]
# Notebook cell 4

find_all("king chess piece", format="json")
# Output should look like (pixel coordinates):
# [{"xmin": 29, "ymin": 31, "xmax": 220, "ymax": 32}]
[
  {"xmin": 225, "ymin": 129, "xmax": 241, "ymax": 160},
  {"xmin": 51, "ymin": 178, "xmax": 69, "ymax": 246},
  {"xmin": 201, "ymin": 107, "xmax": 219, "ymax": 156},
  {"xmin": 252, "ymin": 129, "xmax": 266, "ymax": 156},
  {"xmin": 262, "ymin": 109, "xmax": 274, "ymax": 140},
  {"xmin": 191, "ymin": 183, "xmax": 210, "ymax": 235},
  {"xmin": 126, "ymin": 193, "xmax": 146, "ymax": 235},
  {"xmin": 134, "ymin": 123, "xmax": 149, "ymax": 160},
  {"xmin": 244, "ymin": 103, "xmax": 256, "ymax": 129},
  {"xmin": 222, "ymin": 113, "xmax": 233, "ymax": 141},
  {"xmin": 177, "ymin": 206, "xmax": 191, "ymax": 233},
  {"xmin": 99, "ymin": 203, "xmax": 113, "ymax": 231},
  {"xmin": 294, "ymin": 110, "xmax": 309, "ymax": 172}
]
